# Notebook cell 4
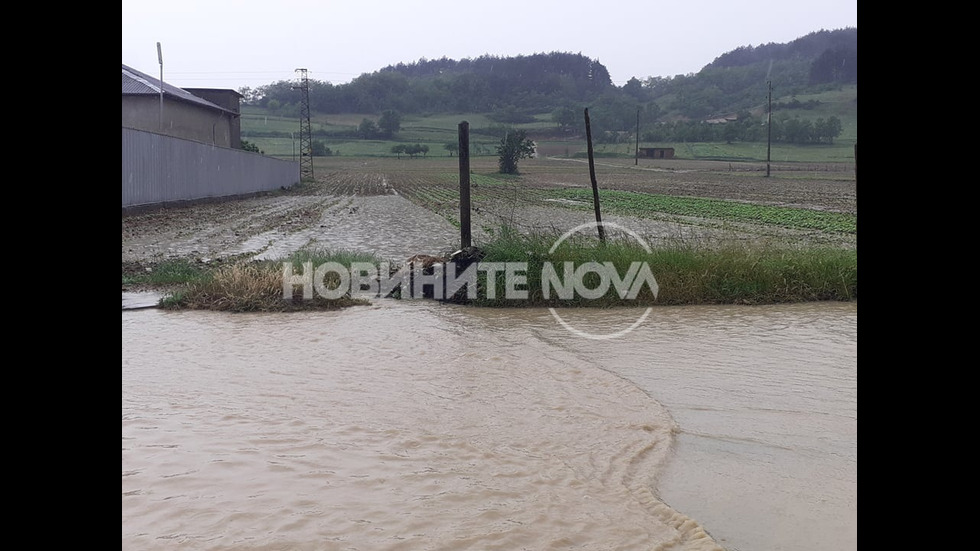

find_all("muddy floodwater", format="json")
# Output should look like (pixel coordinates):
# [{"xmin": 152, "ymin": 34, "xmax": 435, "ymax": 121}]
[
  {"xmin": 122, "ymin": 300, "xmax": 856, "ymax": 551},
  {"xmin": 123, "ymin": 158, "xmax": 856, "ymax": 549}
]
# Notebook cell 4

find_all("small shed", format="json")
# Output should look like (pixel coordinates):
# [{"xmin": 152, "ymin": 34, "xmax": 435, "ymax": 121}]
[{"xmin": 638, "ymin": 147, "xmax": 675, "ymax": 159}]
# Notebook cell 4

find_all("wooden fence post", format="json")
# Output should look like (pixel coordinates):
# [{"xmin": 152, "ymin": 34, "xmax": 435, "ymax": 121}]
[
  {"xmin": 584, "ymin": 108, "xmax": 606, "ymax": 243},
  {"xmin": 458, "ymin": 121, "xmax": 471, "ymax": 249}
]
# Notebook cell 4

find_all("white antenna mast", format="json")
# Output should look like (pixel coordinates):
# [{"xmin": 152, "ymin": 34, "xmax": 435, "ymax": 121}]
[{"xmin": 157, "ymin": 42, "xmax": 164, "ymax": 130}]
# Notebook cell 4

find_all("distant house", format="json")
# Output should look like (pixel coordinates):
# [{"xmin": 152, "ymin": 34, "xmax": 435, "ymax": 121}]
[
  {"xmin": 638, "ymin": 147, "xmax": 675, "ymax": 159},
  {"xmin": 705, "ymin": 114, "xmax": 739, "ymax": 125},
  {"xmin": 121, "ymin": 64, "xmax": 242, "ymax": 148}
]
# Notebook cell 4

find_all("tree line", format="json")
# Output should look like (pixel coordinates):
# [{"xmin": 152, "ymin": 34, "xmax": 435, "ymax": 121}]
[
  {"xmin": 239, "ymin": 29, "xmax": 855, "ymax": 140},
  {"xmin": 245, "ymin": 52, "xmax": 613, "ymax": 116},
  {"xmin": 639, "ymin": 114, "xmax": 843, "ymax": 145}
]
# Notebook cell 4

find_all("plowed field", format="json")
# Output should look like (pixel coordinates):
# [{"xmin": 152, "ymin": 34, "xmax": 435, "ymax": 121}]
[{"xmin": 122, "ymin": 155, "xmax": 856, "ymax": 271}]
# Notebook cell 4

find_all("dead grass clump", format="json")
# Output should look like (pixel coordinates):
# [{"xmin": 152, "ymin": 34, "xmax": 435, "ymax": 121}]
[{"xmin": 162, "ymin": 262, "xmax": 368, "ymax": 312}]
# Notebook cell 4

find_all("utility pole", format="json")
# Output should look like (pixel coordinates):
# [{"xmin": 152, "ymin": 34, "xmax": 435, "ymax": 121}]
[
  {"xmin": 458, "ymin": 121, "xmax": 471, "ymax": 249},
  {"xmin": 766, "ymin": 80, "xmax": 772, "ymax": 178},
  {"xmin": 292, "ymin": 68, "xmax": 314, "ymax": 181}
]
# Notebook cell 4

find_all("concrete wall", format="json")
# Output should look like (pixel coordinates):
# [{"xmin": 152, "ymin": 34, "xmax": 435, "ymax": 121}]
[
  {"xmin": 122, "ymin": 96, "xmax": 236, "ymax": 148},
  {"xmin": 184, "ymin": 89, "xmax": 243, "ymax": 149},
  {"xmin": 122, "ymin": 127, "xmax": 300, "ymax": 208}
]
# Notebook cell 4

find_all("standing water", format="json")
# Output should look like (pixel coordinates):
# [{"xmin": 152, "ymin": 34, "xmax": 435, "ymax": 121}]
[{"xmin": 122, "ymin": 299, "xmax": 856, "ymax": 550}]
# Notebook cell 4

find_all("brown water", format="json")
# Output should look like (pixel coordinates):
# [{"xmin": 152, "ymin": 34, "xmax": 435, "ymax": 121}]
[{"xmin": 122, "ymin": 300, "xmax": 856, "ymax": 551}]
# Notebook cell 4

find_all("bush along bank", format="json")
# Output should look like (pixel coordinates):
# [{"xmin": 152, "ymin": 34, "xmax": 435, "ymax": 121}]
[
  {"xmin": 127, "ymin": 249, "xmax": 383, "ymax": 312},
  {"xmin": 455, "ymin": 228, "xmax": 856, "ymax": 307},
  {"xmin": 124, "ymin": 230, "xmax": 856, "ymax": 312}
]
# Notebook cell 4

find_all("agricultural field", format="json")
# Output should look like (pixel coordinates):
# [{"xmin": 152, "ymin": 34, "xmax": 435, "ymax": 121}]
[
  {"xmin": 332, "ymin": 155, "xmax": 856, "ymax": 246},
  {"xmin": 309, "ymin": 155, "xmax": 856, "ymax": 213},
  {"xmin": 122, "ymin": 152, "xmax": 856, "ymax": 287}
]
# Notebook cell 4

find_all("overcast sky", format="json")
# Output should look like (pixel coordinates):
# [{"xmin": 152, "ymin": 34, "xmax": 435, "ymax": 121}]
[{"xmin": 122, "ymin": 0, "xmax": 857, "ymax": 91}]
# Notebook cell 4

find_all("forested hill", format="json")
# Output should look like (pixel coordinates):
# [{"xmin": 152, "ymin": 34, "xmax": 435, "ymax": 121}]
[
  {"xmin": 379, "ymin": 52, "xmax": 612, "ymax": 92},
  {"xmin": 253, "ymin": 52, "xmax": 613, "ymax": 115},
  {"xmin": 707, "ymin": 27, "xmax": 856, "ymax": 76},
  {"xmin": 248, "ymin": 28, "xmax": 856, "ymax": 124}
]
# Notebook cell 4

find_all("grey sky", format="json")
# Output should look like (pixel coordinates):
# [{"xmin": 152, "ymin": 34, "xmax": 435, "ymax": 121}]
[{"xmin": 122, "ymin": 0, "xmax": 857, "ymax": 91}]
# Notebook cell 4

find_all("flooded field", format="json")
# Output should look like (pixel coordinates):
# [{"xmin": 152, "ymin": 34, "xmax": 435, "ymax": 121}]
[
  {"xmin": 122, "ymin": 156, "xmax": 856, "ymax": 270},
  {"xmin": 122, "ymin": 155, "xmax": 857, "ymax": 550}
]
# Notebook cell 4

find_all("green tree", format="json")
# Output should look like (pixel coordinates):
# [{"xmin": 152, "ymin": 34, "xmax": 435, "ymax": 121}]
[
  {"xmin": 551, "ymin": 105, "xmax": 578, "ymax": 131},
  {"xmin": 358, "ymin": 118, "xmax": 379, "ymax": 139},
  {"xmin": 391, "ymin": 144, "xmax": 407, "ymax": 158},
  {"xmin": 814, "ymin": 116, "xmax": 843, "ymax": 143},
  {"xmin": 722, "ymin": 123, "xmax": 739, "ymax": 144},
  {"xmin": 496, "ymin": 130, "xmax": 536, "ymax": 174},
  {"xmin": 311, "ymin": 140, "xmax": 331, "ymax": 156},
  {"xmin": 587, "ymin": 94, "xmax": 640, "ymax": 140},
  {"xmin": 782, "ymin": 117, "xmax": 814, "ymax": 144},
  {"xmin": 404, "ymin": 143, "xmax": 426, "ymax": 158},
  {"xmin": 378, "ymin": 109, "xmax": 402, "ymax": 138},
  {"xmin": 237, "ymin": 86, "xmax": 261, "ymax": 105},
  {"xmin": 444, "ymin": 142, "xmax": 458, "ymax": 156},
  {"xmin": 622, "ymin": 77, "xmax": 646, "ymax": 100}
]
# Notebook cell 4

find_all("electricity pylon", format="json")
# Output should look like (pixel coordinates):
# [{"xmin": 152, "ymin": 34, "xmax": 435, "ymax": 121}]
[{"xmin": 293, "ymin": 68, "xmax": 314, "ymax": 181}]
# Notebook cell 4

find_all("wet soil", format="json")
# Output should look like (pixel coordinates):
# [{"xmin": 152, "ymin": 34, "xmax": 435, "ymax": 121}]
[{"xmin": 122, "ymin": 155, "xmax": 857, "ymax": 276}]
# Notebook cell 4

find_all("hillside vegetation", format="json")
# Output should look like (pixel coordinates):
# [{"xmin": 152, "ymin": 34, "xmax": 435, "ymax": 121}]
[{"xmin": 240, "ymin": 28, "xmax": 856, "ymax": 163}]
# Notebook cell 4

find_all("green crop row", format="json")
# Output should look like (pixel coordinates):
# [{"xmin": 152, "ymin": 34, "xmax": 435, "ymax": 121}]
[{"xmin": 553, "ymin": 189, "xmax": 856, "ymax": 234}]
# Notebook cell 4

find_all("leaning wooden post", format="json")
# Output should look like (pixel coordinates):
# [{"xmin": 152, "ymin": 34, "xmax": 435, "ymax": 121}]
[
  {"xmin": 584, "ymin": 108, "xmax": 606, "ymax": 243},
  {"xmin": 458, "ymin": 121, "xmax": 472, "ymax": 249}
]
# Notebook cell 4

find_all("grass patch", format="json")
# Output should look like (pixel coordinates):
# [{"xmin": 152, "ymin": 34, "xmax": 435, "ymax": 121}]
[
  {"xmin": 124, "ymin": 234, "xmax": 855, "ymax": 311},
  {"xmin": 647, "ymin": 245, "xmax": 856, "ymax": 304},
  {"xmin": 133, "ymin": 249, "xmax": 386, "ymax": 312},
  {"xmin": 164, "ymin": 262, "xmax": 367, "ymax": 312},
  {"xmin": 122, "ymin": 258, "xmax": 211, "ymax": 288},
  {"xmin": 467, "ymin": 227, "xmax": 856, "ymax": 306}
]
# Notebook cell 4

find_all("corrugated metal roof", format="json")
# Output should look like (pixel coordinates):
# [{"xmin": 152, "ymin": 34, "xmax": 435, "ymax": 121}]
[{"xmin": 122, "ymin": 64, "xmax": 235, "ymax": 115}]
